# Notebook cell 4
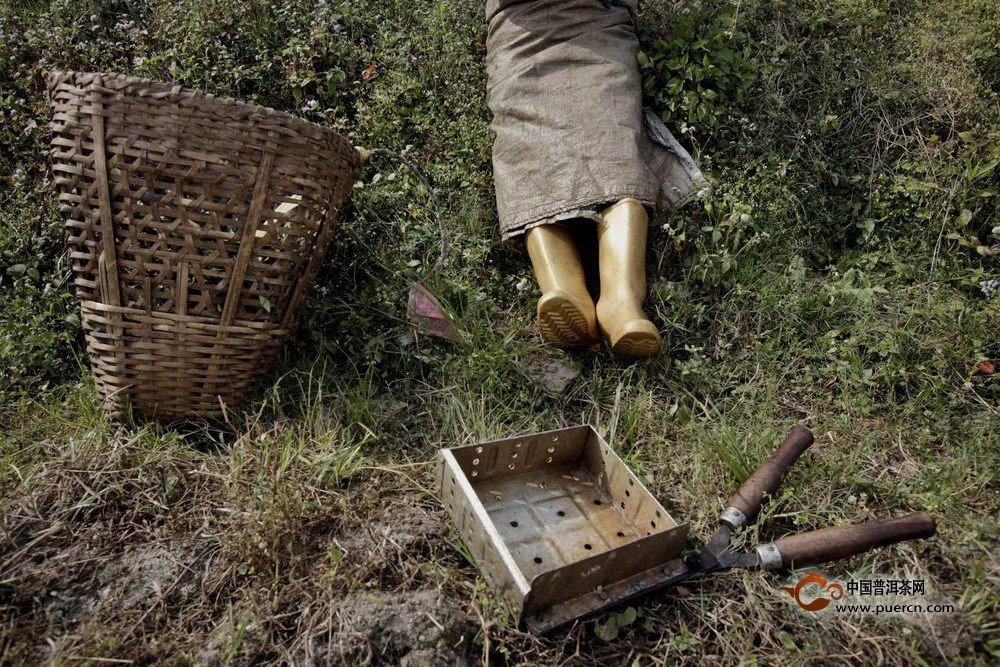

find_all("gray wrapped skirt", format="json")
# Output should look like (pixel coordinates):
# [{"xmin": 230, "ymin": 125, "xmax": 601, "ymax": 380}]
[{"xmin": 486, "ymin": 0, "xmax": 707, "ymax": 239}]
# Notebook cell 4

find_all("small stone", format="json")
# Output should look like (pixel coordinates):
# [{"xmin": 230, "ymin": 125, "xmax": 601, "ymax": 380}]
[{"xmin": 515, "ymin": 349, "xmax": 583, "ymax": 395}]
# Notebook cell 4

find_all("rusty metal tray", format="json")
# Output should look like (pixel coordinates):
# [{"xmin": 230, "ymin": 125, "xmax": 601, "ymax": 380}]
[{"xmin": 437, "ymin": 425, "xmax": 689, "ymax": 633}]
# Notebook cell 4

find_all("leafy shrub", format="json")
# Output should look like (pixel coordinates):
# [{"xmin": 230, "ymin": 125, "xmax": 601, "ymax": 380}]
[
  {"xmin": 0, "ymin": 179, "xmax": 79, "ymax": 394},
  {"xmin": 638, "ymin": 1, "xmax": 756, "ymax": 138}
]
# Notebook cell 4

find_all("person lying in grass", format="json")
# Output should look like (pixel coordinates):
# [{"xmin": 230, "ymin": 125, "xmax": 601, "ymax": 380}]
[{"xmin": 484, "ymin": 0, "xmax": 706, "ymax": 358}]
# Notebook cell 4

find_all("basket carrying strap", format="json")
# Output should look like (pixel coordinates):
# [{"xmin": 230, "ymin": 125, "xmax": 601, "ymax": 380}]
[
  {"xmin": 206, "ymin": 147, "xmax": 276, "ymax": 389},
  {"xmin": 280, "ymin": 198, "xmax": 338, "ymax": 328},
  {"xmin": 219, "ymin": 150, "xmax": 275, "ymax": 327},
  {"xmin": 91, "ymin": 76, "xmax": 122, "ymax": 309},
  {"xmin": 91, "ymin": 75, "xmax": 128, "ymax": 405}
]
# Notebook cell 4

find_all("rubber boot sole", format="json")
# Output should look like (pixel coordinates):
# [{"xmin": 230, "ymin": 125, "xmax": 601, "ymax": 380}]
[
  {"xmin": 538, "ymin": 291, "xmax": 598, "ymax": 348},
  {"xmin": 600, "ymin": 319, "xmax": 661, "ymax": 359}
]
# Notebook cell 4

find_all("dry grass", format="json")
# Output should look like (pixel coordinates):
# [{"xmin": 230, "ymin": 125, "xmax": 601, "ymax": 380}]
[{"xmin": 1, "ymin": 364, "xmax": 995, "ymax": 664}]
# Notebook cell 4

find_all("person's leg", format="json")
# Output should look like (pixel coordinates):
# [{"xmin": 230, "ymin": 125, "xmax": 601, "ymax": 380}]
[
  {"xmin": 525, "ymin": 224, "xmax": 599, "ymax": 347},
  {"xmin": 595, "ymin": 199, "xmax": 661, "ymax": 358}
]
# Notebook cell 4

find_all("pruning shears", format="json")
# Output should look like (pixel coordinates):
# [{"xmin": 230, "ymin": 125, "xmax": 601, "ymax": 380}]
[{"xmin": 678, "ymin": 426, "xmax": 936, "ymax": 578}]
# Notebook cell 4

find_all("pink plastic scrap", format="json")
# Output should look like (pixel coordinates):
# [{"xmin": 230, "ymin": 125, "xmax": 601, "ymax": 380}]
[{"xmin": 407, "ymin": 282, "xmax": 456, "ymax": 340}]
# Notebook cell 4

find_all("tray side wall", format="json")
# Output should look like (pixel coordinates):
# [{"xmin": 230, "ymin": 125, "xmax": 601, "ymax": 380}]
[
  {"xmin": 449, "ymin": 425, "xmax": 591, "ymax": 483},
  {"xmin": 437, "ymin": 450, "xmax": 531, "ymax": 619},
  {"xmin": 522, "ymin": 520, "xmax": 689, "ymax": 617},
  {"xmin": 582, "ymin": 428, "xmax": 680, "ymax": 534}
]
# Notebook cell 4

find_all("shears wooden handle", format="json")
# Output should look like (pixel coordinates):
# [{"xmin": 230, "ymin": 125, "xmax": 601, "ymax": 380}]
[
  {"xmin": 713, "ymin": 426, "xmax": 937, "ymax": 570},
  {"xmin": 718, "ymin": 425, "xmax": 814, "ymax": 530},
  {"xmin": 756, "ymin": 513, "xmax": 937, "ymax": 570}
]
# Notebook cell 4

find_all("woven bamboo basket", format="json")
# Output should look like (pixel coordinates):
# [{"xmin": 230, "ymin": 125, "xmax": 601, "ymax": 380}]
[{"xmin": 47, "ymin": 71, "xmax": 361, "ymax": 422}]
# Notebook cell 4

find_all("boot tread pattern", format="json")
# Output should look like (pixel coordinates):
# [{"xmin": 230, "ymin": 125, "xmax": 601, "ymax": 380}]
[
  {"xmin": 538, "ymin": 296, "xmax": 593, "ymax": 347},
  {"xmin": 611, "ymin": 331, "xmax": 660, "ymax": 359}
]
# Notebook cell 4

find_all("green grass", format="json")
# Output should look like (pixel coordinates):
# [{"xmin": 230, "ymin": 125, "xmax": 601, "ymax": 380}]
[{"xmin": 1, "ymin": 0, "xmax": 997, "ymax": 663}]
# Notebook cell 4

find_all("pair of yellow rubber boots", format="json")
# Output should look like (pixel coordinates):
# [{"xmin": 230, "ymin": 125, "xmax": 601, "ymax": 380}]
[{"xmin": 525, "ymin": 199, "xmax": 660, "ymax": 359}]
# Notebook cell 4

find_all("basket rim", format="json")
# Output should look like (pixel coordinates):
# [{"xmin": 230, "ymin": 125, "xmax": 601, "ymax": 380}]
[{"xmin": 48, "ymin": 69, "xmax": 358, "ymax": 151}]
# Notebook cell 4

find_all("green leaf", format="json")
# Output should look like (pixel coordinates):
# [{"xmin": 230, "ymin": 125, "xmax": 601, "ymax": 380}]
[
  {"xmin": 6, "ymin": 264, "xmax": 27, "ymax": 276},
  {"xmin": 616, "ymin": 606, "xmax": 638, "ymax": 626},
  {"xmin": 594, "ymin": 617, "xmax": 620, "ymax": 641}
]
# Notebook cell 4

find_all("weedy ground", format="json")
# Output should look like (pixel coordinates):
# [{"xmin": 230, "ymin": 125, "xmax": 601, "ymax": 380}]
[{"xmin": 0, "ymin": 0, "xmax": 997, "ymax": 664}]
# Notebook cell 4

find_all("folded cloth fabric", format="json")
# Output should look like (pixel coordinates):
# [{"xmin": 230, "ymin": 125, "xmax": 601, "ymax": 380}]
[{"xmin": 486, "ymin": 0, "xmax": 708, "ymax": 239}]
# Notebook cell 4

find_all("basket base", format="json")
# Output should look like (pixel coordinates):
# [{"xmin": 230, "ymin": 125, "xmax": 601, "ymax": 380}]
[{"xmin": 82, "ymin": 301, "xmax": 290, "ymax": 422}]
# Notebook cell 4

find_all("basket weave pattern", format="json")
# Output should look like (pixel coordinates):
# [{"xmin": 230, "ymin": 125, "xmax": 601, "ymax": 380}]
[{"xmin": 48, "ymin": 71, "xmax": 360, "ymax": 421}]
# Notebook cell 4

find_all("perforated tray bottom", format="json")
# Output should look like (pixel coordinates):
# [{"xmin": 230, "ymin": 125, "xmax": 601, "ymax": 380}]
[{"xmin": 475, "ymin": 463, "xmax": 659, "ymax": 581}]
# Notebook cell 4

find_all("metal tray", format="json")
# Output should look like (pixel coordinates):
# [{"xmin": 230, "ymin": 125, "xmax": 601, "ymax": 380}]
[{"xmin": 437, "ymin": 425, "xmax": 689, "ymax": 633}]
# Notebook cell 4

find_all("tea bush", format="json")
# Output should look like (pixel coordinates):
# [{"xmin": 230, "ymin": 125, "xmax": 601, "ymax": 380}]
[{"xmin": 638, "ymin": 0, "xmax": 757, "ymax": 139}]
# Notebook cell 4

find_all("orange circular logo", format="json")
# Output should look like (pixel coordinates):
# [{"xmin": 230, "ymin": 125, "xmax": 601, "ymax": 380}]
[{"xmin": 781, "ymin": 571, "xmax": 845, "ymax": 612}]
